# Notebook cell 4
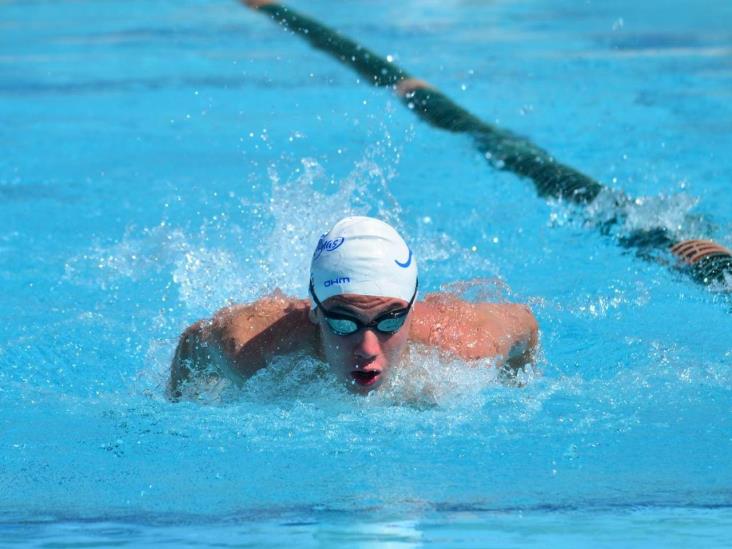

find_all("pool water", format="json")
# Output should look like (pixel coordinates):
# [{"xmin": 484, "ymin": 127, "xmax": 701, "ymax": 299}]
[{"xmin": 2, "ymin": 0, "xmax": 731, "ymax": 546}]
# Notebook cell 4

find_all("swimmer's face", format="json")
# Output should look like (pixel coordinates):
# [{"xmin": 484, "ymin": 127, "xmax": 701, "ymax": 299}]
[{"xmin": 312, "ymin": 294, "xmax": 411, "ymax": 393}]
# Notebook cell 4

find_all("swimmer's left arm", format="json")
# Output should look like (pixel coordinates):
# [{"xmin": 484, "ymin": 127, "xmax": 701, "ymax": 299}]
[
  {"xmin": 481, "ymin": 303, "xmax": 538, "ymax": 369},
  {"xmin": 411, "ymin": 298, "xmax": 538, "ymax": 367}
]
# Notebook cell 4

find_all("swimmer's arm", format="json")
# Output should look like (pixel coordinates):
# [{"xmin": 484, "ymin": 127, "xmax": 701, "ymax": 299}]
[
  {"xmin": 482, "ymin": 303, "xmax": 539, "ymax": 369},
  {"xmin": 167, "ymin": 320, "xmax": 223, "ymax": 400},
  {"xmin": 411, "ymin": 298, "xmax": 538, "ymax": 368},
  {"xmin": 168, "ymin": 296, "xmax": 316, "ymax": 399},
  {"xmin": 167, "ymin": 305, "xmax": 274, "ymax": 401}
]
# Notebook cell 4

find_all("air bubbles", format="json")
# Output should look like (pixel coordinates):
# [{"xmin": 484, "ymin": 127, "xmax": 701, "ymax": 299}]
[{"xmin": 519, "ymin": 104, "xmax": 534, "ymax": 116}]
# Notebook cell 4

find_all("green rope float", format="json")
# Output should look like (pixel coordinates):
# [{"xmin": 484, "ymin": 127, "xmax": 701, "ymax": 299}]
[{"xmin": 244, "ymin": 0, "xmax": 732, "ymax": 290}]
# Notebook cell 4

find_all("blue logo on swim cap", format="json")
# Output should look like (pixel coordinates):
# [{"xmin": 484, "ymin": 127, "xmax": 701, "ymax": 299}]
[
  {"xmin": 394, "ymin": 247, "xmax": 413, "ymax": 268},
  {"xmin": 324, "ymin": 276, "xmax": 351, "ymax": 287},
  {"xmin": 313, "ymin": 236, "xmax": 345, "ymax": 260}
]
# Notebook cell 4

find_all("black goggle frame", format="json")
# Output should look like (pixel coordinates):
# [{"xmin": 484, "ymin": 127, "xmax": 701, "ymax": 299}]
[{"xmin": 309, "ymin": 279, "xmax": 418, "ymax": 336}]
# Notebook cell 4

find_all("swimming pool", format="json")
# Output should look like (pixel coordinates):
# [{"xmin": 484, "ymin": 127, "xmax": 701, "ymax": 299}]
[{"xmin": 2, "ymin": 0, "xmax": 731, "ymax": 546}]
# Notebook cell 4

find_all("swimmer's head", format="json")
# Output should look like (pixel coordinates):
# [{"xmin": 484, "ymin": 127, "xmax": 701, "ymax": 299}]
[
  {"xmin": 308, "ymin": 216, "xmax": 418, "ymax": 392},
  {"xmin": 309, "ymin": 216, "xmax": 418, "ymax": 306}
]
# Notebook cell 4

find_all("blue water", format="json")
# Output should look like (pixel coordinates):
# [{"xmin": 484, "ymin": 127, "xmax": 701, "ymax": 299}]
[{"xmin": 2, "ymin": 0, "xmax": 732, "ymax": 546}]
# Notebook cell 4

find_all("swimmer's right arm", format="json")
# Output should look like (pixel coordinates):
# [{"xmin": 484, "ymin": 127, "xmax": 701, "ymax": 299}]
[
  {"xmin": 168, "ymin": 295, "xmax": 316, "ymax": 400},
  {"xmin": 167, "ymin": 320, "xmax": 220, "ymax": 400},
  {"xmin": 167, "ymin": 306, "xmax": 267, "ymax": 401},
  {"xmin": 167, "ymin": 306, "xmax": 272, "ymax": 401}
]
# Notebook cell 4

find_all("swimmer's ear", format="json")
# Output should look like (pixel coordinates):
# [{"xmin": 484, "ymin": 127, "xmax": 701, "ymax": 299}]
[{"xmin": 308, "ymin": 308, "xmax": 318, "ymax": 324}]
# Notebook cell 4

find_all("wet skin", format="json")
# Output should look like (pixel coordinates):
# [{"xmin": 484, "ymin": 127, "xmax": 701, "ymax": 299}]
[
  {"xmin": 168, "ymin": 291, "xmax": 538, "ymax": 399},
  {"xmin": 311, "ymin": 294, "xmax": 411, "ymax": 393}
]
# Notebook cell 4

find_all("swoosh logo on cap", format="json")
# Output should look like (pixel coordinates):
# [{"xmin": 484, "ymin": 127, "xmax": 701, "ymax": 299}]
[{"xmin": 394, "ymin": 248, "xmax": 413, "ymax": 268}]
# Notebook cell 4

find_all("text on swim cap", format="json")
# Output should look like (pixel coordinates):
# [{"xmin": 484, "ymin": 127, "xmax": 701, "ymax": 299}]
[
  {"xmin": 313, "ymin": 236, "xmax": 345, "ymax": 260},
  {"xmin": 324, "ymin": 277, "xmax": 350, "ymax": 287}
]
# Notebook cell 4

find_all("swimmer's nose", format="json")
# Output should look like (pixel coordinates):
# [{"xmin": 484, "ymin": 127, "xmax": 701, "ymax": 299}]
[{"xmin": 353, "ymin": 328, "xmax": 381, "ymax": 361}]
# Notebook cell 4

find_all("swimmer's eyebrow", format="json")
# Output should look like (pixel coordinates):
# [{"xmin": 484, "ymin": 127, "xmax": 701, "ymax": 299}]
[
  {"xmin": 327, "ymin": 305, "xmax": 358, "ymax": 314},
  {"xmin": 328, "ymin": 303, "xmax": 404, "ymax": 316}
]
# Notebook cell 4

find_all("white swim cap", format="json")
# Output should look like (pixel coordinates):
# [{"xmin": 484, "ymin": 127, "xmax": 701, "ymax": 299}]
[{"xmin": 309, "ymin": 216, "xmax": 418, "ymax": 307}]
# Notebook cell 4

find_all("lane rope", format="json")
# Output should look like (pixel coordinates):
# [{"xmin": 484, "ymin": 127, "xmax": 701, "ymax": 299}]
[{"xmin": 243, "ymin": 0, "xmax": 732, "ymax": 291}]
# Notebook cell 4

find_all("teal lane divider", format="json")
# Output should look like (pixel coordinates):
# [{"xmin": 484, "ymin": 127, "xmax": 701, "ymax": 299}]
[{"xmin": 243, "ymin": 0, "xmax": 732, "ymax": 290}]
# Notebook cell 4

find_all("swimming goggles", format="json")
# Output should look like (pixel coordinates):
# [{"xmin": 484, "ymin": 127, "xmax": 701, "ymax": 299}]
[{"xmin": 309, "ymin": 279, "xmax": 418, "ymax": 336}]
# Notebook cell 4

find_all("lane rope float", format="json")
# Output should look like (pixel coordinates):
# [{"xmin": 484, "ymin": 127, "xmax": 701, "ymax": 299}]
[{"xmin": 242, "ymin": 0, "xmax": 732, "ymax": 291}]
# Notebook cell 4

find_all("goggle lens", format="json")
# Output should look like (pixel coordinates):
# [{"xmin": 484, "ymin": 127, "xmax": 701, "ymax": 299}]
[
  {"xmin": 324, "ymin": 313, "xmax": 408, "ymax": 336},
  {"xmin": 310, "ymin": 279, "xmax": 418, "ymax": 337},
  {"xmin": 326, "ymin": 317, "xmax": 359, "ymax": 336},
  {"xmin": 375, "ymin": 316, "xmax": 406, "ymax": 333}
]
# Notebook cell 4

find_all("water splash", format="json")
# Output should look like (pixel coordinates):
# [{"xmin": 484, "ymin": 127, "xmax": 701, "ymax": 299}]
[
  {"xmin": 584, "ymin": 188, "xmax": 714, "ymax": 241},
  {"xmin": 546, "ymin": 186, "xmax": 720, "ymax": 253}
]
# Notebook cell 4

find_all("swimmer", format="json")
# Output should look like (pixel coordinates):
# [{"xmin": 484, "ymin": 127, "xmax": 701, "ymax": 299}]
[{"xmin": 168, "ymin": 216, "xmax": 538, "ymax": 398}]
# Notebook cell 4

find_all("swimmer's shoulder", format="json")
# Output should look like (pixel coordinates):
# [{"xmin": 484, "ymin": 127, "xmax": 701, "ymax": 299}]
[
  {"xmin": 410, "ymin": 293, "xmax": 538, "ymax": 363},
  {"xmin": 413, "ymin": 294, "xmax": 536, "ymax": 331},
  {"xmin": 208, "ymin": 292, "xmax": 313, "ymax": 353},
  {"xmin": 169, "ymin": 293, "xmax": 315, "ymax": 397},
  {"xmin": 207, "ymin": 293, "xmax": 318, "ymax": 376}
]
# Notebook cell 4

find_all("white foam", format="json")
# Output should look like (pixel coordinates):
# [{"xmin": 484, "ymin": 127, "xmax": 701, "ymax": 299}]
[{"xmin": 583, "ymin": 187, "xmax": 715, "ymax": 242}]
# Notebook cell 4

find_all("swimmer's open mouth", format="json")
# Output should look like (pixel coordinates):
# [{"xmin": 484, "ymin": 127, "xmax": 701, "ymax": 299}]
[{"xmin": 351, "ymin": 369, "xmax": 381, "ymax": 386}]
